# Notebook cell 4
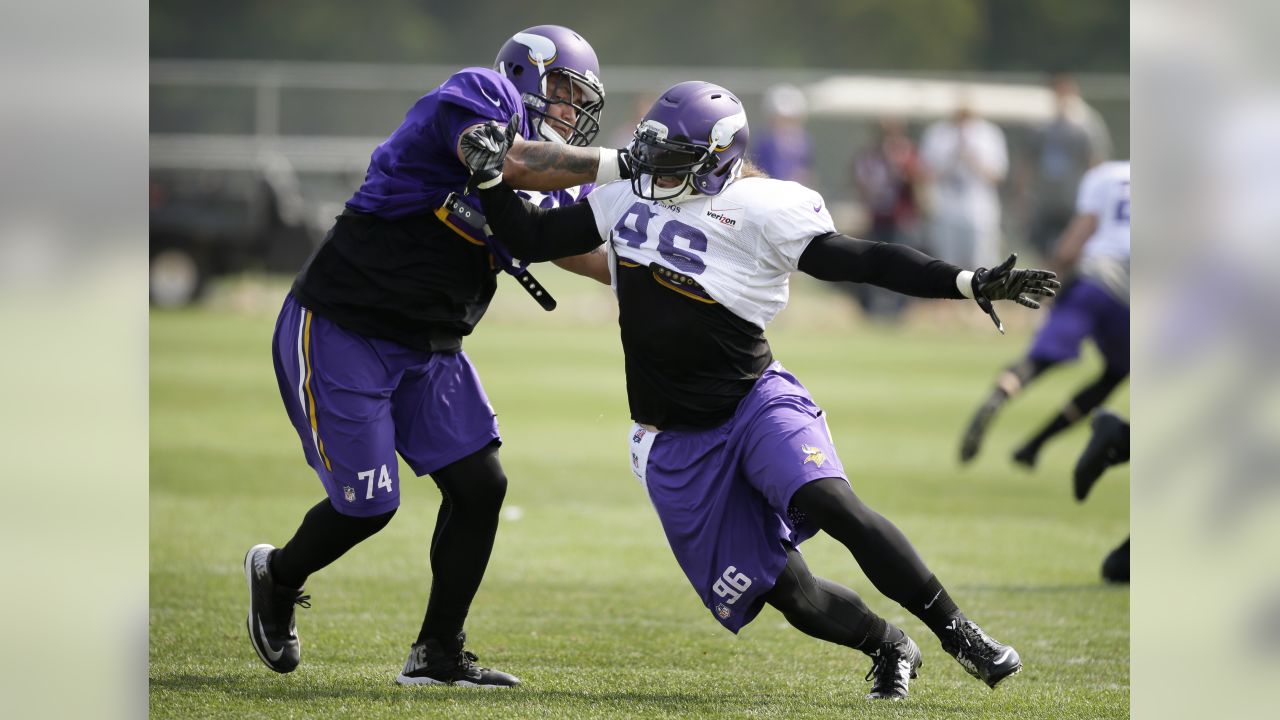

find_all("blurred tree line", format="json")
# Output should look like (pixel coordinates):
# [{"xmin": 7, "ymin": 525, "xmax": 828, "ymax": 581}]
[{"xmin": 151, "ymin": 0, "xmax": 1127, "ymax": 73}]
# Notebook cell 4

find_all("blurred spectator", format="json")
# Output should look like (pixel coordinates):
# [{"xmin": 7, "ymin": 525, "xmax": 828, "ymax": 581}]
[
  {"xmin": 919, "ymin": 95, "xmax": 1008, "ymax": 270},
  {"xmin": 1023, "ymin": 73, "xmax": 1113, "ymax": 258},
  {"xmin": 751, "ymin": 84, "xmax": 813, "ymax": 184},
  {"xmin": 849, "ymin": 118, "xmax": 924, "ymax": 321}
]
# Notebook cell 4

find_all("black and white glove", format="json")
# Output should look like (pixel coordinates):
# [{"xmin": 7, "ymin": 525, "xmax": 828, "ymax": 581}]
[
  {"xmin": 461, "ymin": 113, "xmax": 519, "ymax": 189},
  {"xmin": 617, "ymin": 146, "xmax": 635, "ymax": 180},
  {"xmin": 971, "ymin": 253, "xmax": 1061, "ymax": 334}
]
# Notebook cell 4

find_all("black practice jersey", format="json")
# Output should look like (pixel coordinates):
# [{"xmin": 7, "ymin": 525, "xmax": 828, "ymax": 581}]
[
  {"xmin": 292, "ymin": 210, "xmax": 498, "ymax": 353},
  {"xmin": 614, "ymin": 256, "xmax": 773, "ymax": 429}
]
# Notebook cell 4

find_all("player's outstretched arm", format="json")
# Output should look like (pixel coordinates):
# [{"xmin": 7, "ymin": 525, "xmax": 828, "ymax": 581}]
[
  {"xmin": 460, "ymin": 119, "xmax": 604, "ymax": 262},
  {"xmin": 798, "ymin": 233, "xmax": 969, "ymax": 297},
  {"xmin": 797, "ymin": 234, "xmax": 1059, "ymax": 334}
]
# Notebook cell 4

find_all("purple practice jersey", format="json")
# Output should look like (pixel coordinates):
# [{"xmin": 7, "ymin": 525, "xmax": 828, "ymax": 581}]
[{"xmin": 347, "ymin": 67, "xmax": 531, "ymax": 219}]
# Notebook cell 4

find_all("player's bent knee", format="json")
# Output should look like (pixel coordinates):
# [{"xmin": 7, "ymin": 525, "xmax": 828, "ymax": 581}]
[
  {"xmin": 359, "ymin": 506, "xmax": 397, "ymax": 533},
  {"xmin": 763, "ymin": 550, "xmax": 817, "ymax": 613},
  {"xmin": 792, "ymin": 477, "xmax": 859, "ymax": 518},
  {"xmin": 328, "ymin": 505, "xmax": 397, "ymax": 544},
  {"xmin": 432, "ymin": 442, "xmax": 508, "ymax": 510}
]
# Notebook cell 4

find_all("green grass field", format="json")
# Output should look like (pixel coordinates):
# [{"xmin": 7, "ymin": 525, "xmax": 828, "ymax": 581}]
[{"xmin": 150, "ymin": 277, "xmax": 1129, "ymax": 719}]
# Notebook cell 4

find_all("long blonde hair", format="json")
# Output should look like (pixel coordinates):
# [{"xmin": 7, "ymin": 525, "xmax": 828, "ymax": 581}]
[{"xmin": 736, "ymin": 158, "xmax": 769, "ymax": 179}]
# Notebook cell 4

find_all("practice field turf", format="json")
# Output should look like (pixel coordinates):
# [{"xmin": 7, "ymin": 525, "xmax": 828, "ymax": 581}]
[{"xmin": 150, "ymin": 276, "xmax": 1129, "ymax": 719}]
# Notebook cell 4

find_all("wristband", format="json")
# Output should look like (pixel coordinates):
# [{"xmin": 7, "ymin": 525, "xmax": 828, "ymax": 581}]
[
  {"xmin": 595, "ymin": 148, "xmax": 620, "ymax": 184},
  {"xmin": 476, "ymin": 173, "xmax": 504, "ymax": 190},
  {"xmin": 956, "ymin": 270, "xmax": 975, "ymax": 299}
]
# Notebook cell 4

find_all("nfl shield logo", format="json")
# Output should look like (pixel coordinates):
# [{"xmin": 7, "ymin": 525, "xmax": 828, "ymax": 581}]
[
  {"xmin": 343, "ymin": 485, "xmax": 356, "ymax": 503},
  {"xmin": 632, "ymin": 427, "xmax": 646, "ymax": 444},
  {"xmin": 715, "ymin": 603, "xmax": 732, "ymax": 620}
]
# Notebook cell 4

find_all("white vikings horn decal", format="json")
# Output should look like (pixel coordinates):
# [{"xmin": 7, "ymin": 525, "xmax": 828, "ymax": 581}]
[
  {"xmin": 709, "ymin": 110, "xmax": 748, "ymax": 151},
  {"xmin": 511, "ymin": 32, "xmax": 558, "ymax": 64}
]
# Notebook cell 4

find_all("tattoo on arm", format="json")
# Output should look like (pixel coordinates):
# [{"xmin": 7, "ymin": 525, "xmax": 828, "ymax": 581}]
[{"xmin": 517, "ymin": 143, "xmax": 598, "ymax": 174}]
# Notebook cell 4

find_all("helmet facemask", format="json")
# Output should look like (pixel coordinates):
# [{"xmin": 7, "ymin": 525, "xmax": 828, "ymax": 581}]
[
  {"xmin": 519, "ymin": 67, "xmax": 604, "ymax": 146},
  {"xmin": 628, "ymin": 120, "xmax": 718, "ymax": 202}
]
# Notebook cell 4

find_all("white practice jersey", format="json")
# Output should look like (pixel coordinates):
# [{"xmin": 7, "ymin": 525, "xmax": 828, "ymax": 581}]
[
  {"xmin": 1074, "ymin": 160, "xmax": 1130, "ymax": 302},
  {"xmin": 1078, "ymin": 161, "xmax": 1131, "ymax": 261},
  {"xmin": 586, "ymin": 177, "xmax": 836, "ymax": 329}
]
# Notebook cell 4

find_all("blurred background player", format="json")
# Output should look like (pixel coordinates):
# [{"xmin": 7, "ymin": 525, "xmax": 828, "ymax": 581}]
[
  {"xmin": 850, "ymin": 117, "xmax": 925, "ymax": 321},
  {"xmin": 749, "ymin": 83, "xmax": 814, "ymax": 184},
  {"xmin": 1020, "ymin": 72, "xmax": 1113, "ymax": 260},
  {"xmin": 1074, "ymin": 409, "xmax": 1130, "ymax": 583},
  {"xmin": 244, "ymin": 25, "xmax": 626, "ymax": 687},
  {"xmin": 919, "ymin": 92, "xmax": 1008, "ymax": 271},
  {"xmin": 462, "ymin": 81, "xmax": 1059, "ymax": 700},
  {"xmin": 959, "ymin": 160, "xmax": 1130, "ymax": 467}
]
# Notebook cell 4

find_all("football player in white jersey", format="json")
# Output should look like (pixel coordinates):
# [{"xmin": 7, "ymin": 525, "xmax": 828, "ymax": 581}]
[
  {"xmin": 959, "ymin": 161, "xmax": 1131, "ymax": 468},
  {"xmin": 460, "ymin": 82, "xmax": 1058, "ymax": 700}
]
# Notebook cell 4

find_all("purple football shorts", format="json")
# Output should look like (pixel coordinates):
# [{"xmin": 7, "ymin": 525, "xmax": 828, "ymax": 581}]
[
  {"xmin": 272, "ymin": 294, "xmax": 500, "ymax": 517},
  {"xmin": 627, "ymin": 362, "xmax": 847, "ymax": 633},
  {"xmin": 1028, "ymin": 277, "xmax": 1130, "ymax": 373}
]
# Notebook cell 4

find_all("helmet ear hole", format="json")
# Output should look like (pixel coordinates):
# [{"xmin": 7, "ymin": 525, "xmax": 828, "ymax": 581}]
[{"xmin": 511, "ymin": 64, "xmax": 524, "ymax": 77}]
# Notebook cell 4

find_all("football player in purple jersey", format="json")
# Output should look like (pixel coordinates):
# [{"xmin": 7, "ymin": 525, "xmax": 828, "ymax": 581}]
[
  {"xmin": 243, "ymin": 25, "xmax": 631, "ymax": 687},
  {"xmin": 461, "ymin": 82, "xmax": 1059, "ymax": 700}
]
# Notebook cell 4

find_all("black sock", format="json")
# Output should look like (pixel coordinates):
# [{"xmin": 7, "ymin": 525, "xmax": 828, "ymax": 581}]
[
  {"xmin": 904, "ymin": 575, "xmax": 963, "ymax": 638},
  {"xmin": 417, "ymin": 443, "xmax": 506, "ymax": 646},
  {"xmin": 270, "ymin": 498, "xmax": 395, "ymax": 589}
]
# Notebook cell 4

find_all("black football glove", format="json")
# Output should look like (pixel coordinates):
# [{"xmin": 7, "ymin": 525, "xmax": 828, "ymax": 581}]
[
  {"xmin": 616, "ymin": 146, "xmax": 635, "ymax": 180},
  {"xmin": 461, "ymin": 113, "xmax": 520, "ymax": 188},
  {"xmin": 971, "ymin": 253, "xmax": 1061, "ymax": 334}
]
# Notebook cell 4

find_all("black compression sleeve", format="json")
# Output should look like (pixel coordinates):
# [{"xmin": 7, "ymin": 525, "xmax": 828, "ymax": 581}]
[
  {"xmin": 476, "ymin": 184, "xmax": 603, "ymax": 262},
  {"xmin": 797, "ymin": 232, "xmax": 966, "ymax": 299}
]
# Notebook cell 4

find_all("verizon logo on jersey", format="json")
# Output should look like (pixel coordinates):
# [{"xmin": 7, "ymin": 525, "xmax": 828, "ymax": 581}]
[{"xmin": 705, "ymin": 210, "xmax": 737, "ymax": 227}]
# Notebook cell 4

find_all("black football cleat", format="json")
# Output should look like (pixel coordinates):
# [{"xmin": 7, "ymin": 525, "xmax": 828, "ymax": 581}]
[
  {"xmin": 244, "ymin": 543, "xmax": 310, "ymax": 673},
  {"xmin": 1074, "ymin": 410, "xmax": 1130, "ymax": 502},
  {"xmin": 865, "ymin": 634, "xmax": 922, "ymax": 700},
  {"xmin": 959, "ymin": 400, "xmax": 1001, "ymax": 464},
  {"xmin": 396, "ymin": 633, "xmax": 521, "ymax": 688},
  {"xmin": 940, "ymin": 618, "xmax": 1022, "ymax": 689},
  {"xmin": 1101, "ymin": 537, "xmax": 1130, "ymax": 584},
  {"xmin": 1011, "ymin": 443, "xmax": 1039, "ymax": 469}
]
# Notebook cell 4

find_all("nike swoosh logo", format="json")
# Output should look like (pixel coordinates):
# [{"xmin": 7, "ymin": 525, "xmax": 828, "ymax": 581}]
[
  {"xmin": 256, "ymin": 617, "xmax": 284, "ymax": 662},
  {"xmin": 922, "ymin": 589, "xmax": 943, "ymax": 609},
  {"xmin": 479, "ymin": 87, "xmax": 502, "ymax": 107}
]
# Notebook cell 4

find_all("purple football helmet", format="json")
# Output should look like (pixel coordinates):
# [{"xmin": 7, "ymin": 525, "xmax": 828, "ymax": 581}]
[
  {"xmin": 494, "ymin": 25, "xmax": 605, "ymax": 146},
  {"xmin": 629, "ymin": 81, "xmax": 750, "ymax": 202}
]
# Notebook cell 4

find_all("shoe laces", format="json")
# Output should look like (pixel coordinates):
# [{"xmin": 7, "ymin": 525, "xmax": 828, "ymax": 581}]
[
  {"xmin": 948, "ymin": 619, "xmax": 998, "ymax": 661},
  {"xmin": 864, "ymin": 647, "xmax": 909, "ymax": 692},
  {"xmin": 459, "ymin": 650, "xmax": 479, "ymax": 671}
]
